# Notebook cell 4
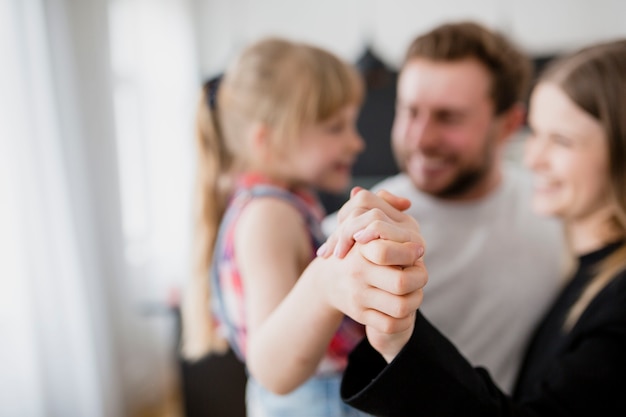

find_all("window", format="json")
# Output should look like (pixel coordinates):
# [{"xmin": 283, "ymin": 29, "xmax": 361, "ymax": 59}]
[{"xmin": 108, "ymin": 0, "xmax": 200, "ymax": 302}]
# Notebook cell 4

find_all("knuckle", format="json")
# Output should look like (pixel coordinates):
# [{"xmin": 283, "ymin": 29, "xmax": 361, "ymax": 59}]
[
  {"xmin": 396, "ymin": 270, "xmax": 410, "ymax": 293},
  {"xmin": 364, "ymin": 240, "xmax": 386, "ymax": 264},
  {"xmin": 416, "ymin": 289, "xmax": 424, "ymax": 305},
  {"xmin": 368, "ymin": 208, "xmax": 387, "ymax": 221},
  {"xmin": 390, "ymin": 273, "xmax": 404, "ymax": 295},
  {"xmin": 414, "ymin": 261, "xmax": 428, "ymax": 286},
  {"xmin": 393, "ymin": 299, "xmax": 411, "ymax": 318},
  {"xmin": 352, "ymin": 189, "xmax": 371, "ymax": 206},
  {"xmin": 377, "ymin": 317, "xmax": 393, "ymax": 333}
]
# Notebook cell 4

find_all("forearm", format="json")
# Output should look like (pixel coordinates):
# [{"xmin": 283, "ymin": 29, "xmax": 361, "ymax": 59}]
[
  {"xmin": 246, "ymin": 257, "xmax": 344, "ymax": 394},
  {"xmin": 366, "ymin": 318, "xmax": 415, "ymax": 363},
  {"xmin": 343, "ymin": 312, "xmax": 502, "ymax": 416},
  {"xmin": 244, "ymin": 190, "xmax": 427, "ymax": 395}
]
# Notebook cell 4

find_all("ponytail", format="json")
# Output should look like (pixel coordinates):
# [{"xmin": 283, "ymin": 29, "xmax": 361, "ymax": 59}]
[{"xmin": 180, "ymin": 77, "xmax": 232, "ymax": 359}]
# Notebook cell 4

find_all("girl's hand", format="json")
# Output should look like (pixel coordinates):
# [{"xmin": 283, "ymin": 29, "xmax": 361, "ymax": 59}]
[{"xmin": 318, "ymin": 188, "xmax": 424, "ymax": 260}]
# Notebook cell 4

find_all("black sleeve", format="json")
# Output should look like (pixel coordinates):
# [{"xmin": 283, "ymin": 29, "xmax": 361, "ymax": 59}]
[
  {"xmin": 342, "ymin": 312, "xmax": 504, "ymax": 416},
  {"xmin": 342, "ymin": 302, "xmax": 626, "ymax": 417}
]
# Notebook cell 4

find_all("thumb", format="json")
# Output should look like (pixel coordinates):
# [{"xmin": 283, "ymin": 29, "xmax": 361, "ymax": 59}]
[{"xmin": 375, "ymin": 189, "xmax": 411, "ymax": 211}]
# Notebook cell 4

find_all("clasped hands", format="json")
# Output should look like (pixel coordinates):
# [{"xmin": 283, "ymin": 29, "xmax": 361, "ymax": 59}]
[{"xmin": 317, "ymin": 187, "xmax": 427, "ymax": 362}]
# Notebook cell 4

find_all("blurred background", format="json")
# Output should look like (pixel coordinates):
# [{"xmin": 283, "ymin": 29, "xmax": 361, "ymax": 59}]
[{"xmin": 1, "ymin": 0, "xmax": 625, "ymax": 416}]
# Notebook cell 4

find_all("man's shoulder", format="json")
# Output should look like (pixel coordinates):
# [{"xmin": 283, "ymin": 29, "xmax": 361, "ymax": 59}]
[
  {"xmin": 502, "ymin": 161, "xmax": 532, "ymax": 186},
  {"xmin": 496, "ymin": 162, "xmax": 535, "ymax": 202}
]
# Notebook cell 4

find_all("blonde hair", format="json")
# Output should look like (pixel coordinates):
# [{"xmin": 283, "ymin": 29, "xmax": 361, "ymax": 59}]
[
  {"xmin": 180, "ymin": 37, "xmax": 363, "ymax": 359},
  {"xmin": 538, "ymin": 39, "xmax": 626, "ymax": 330}
]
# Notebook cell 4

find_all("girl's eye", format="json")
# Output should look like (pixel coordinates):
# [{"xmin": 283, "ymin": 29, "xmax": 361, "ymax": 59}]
[{"xmin": 327, "ymin": 122, "xmax": 345, "ymax": 133}]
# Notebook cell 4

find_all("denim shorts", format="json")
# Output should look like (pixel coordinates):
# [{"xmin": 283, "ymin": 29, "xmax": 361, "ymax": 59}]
[{"xmin": 246, "ymin": 374, "xmax": 372, "ymax": 417}]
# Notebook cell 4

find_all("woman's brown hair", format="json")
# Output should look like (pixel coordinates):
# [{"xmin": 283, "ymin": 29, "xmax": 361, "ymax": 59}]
[{"xmin": 539, "ymin": 39, "xmax": 626, "ymax": 330}]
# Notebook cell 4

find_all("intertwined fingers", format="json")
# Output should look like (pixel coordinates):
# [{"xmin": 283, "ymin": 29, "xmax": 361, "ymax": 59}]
[
  {"xmin": 321, "ymin": 189, "xmax": 423, "ymax": 260},
  {"xmin": 337, "ymin": 188, "xmax": 410, "ymax": 224},
  {"xmin": 358, "ymin": 254, "xmax": 427, "ymax": 295}
]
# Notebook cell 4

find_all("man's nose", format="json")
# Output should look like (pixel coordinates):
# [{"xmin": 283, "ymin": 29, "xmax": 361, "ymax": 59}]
[{"xmin": 408, "ymin": 116, "xmax": 438, "ymax": 151}]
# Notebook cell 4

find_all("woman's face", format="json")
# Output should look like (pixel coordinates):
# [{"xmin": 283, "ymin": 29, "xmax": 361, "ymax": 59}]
[{"xmin": 524, "ymin": 82, "xmax": 611, "ymax": 223}]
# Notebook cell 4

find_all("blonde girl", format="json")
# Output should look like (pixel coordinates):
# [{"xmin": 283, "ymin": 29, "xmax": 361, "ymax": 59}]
[{"xmin": 182, "ymin": 37, "xmax": 376, "ymax": 416}]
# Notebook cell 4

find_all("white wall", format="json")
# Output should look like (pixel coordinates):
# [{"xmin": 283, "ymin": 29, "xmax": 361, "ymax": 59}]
[{"xmin": 192, "ymin": 0, "xmax": 626, "ymax": 77}]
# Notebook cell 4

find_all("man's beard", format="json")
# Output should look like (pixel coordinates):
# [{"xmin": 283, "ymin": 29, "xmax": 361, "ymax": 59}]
[
  {"xmin": 395, "ymin": 132, "xmax": 497, "ymax": 199},
  {"xmin": 434, "ymin": 161, "xmax": 492, "ymax": 198}
]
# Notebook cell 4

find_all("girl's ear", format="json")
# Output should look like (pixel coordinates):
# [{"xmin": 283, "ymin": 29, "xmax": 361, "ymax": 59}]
[{"xmin": 248, "ymin": 122, "xmax": 270, "ymax": 153}]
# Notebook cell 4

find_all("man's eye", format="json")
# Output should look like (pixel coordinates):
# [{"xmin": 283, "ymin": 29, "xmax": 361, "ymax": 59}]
[{"xmin": 439, "ymin": 114, "xmax": 462, "ymax": 124}]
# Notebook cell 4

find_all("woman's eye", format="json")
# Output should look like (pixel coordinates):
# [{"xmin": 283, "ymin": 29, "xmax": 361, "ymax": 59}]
[{"xmin": 552, "ymin": 134, "xmax": 574, "ymax": 147}]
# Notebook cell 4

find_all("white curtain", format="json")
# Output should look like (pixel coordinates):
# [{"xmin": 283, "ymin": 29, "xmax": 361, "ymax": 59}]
[
  {"xmin": 1, "ymin": 0, "xmax": 202, "ymax": 415},
  {"xmin": 1, "ymin": 0, "xmax": 130, "ymax": 415}
]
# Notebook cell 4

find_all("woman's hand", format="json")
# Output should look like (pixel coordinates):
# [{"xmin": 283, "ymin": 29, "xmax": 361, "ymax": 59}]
[
  {"xmin": 312, "ymin": 239, "xmax": 426, "ymax": 334},
  {"xmin": 366, "ymin": 311, "xmax": 417, "ymax": 363}
]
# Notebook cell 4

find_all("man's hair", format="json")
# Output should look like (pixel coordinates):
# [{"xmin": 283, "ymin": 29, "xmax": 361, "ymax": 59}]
[{"xmin": 405, "ymin": 21, "xmax": 531, "ymax": 115}]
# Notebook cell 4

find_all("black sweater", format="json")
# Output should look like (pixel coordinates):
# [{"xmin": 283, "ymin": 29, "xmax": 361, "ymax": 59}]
[{"xmin": 342, "ymin": 243, "xmax": 626, "ymax": 417}]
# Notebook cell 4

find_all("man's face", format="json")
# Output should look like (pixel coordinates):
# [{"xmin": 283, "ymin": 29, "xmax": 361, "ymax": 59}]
[{"xmin": 392, "ymin": 57, "xmax": 505, "ymax": 200}]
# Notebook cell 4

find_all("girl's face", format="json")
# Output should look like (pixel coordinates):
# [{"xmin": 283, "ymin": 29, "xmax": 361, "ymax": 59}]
[
  {"xmin": 524, "ymin": 82, "xmax": 611, "ymax": 223},
  {"xmin": 286, "ymin": 104, "xmax": 365, "ymax": 194}
]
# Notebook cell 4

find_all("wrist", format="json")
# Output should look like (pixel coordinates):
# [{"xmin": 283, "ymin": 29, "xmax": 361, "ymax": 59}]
[{"xmin": 298, "ymin": 257, "xmax": 345, "ymax": 323}]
